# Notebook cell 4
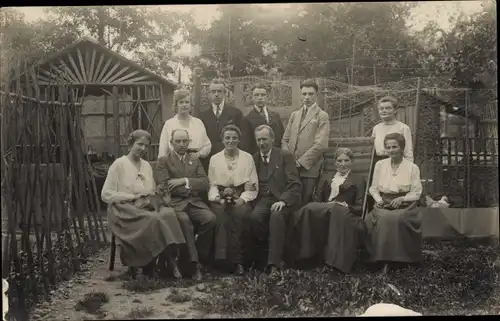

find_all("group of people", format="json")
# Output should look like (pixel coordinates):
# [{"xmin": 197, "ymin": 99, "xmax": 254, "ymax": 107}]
[{"xmin": 101, "ymin": 78, "xmax": 423, "ymax": 281}]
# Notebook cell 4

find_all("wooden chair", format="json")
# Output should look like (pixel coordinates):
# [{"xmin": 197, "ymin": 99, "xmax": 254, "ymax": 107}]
[
  {"xmin": 362, "ymin": 145, "xmax": 376, "ymax": 220},
  {"xmin": 109, "ymin": 234, "xmax": 117, "ymax": 271}
]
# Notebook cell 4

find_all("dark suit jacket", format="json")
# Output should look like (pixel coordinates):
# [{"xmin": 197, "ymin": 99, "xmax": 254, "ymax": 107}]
[
  {"xmin": 253, "ymin": 147, "xmax": 302, "ymax": 210},
  {"xmin": 155, "ymin": 151, "xmax": 209, "ymax": 212},
  {"xmin": 313, "ymin": 171, "xmax": 366, "ymax": 216},
  {"xmin": 199, "ymin": 103, "xmax": 250, "ymax": 157},
  {"xmin": 245, "ymin": 107, "xmax": 285, "ymax": 155}
]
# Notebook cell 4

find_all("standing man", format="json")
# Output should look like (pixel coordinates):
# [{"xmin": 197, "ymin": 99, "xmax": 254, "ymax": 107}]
[
  {"xmin": 246, "ymin": 125, "xmax": 302, "ymax": 275},
  {"xmin": 199, "ymin": 78, "xmax": 250, "ymax": 171},
  {"xmin": 155, "ymin": 129, "xmax": 217, "ymax": 281},
  {"xmin": 282, "ymin": 79, "xmax": 330, "ymax": 206},
  {"xmin": 244, "ymin": 83, "xmax": 285, "ymax": 155}
]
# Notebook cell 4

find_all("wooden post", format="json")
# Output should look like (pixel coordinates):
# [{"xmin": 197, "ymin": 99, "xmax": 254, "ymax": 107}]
[
  {"xmin": 234, "ymin": 82, "xmax": 244, "ymax": 110},
  {"xmin": 464, "ymin": 89, "xmax": 470, "ymax": 207},
  {"xmin": 192, "ymin": 67, "xmax": 202, "ymax": 117},
  {"xmin": 413, "ymin": 77, "xmax": 421, "ymax": 154},
  {"xmin": 292, "ymin": 78, "xmax": 301, "ymax": 110},
  {"xmin": 160, "ymin": 84, "xmax": 171, "ymax": 122},
  {"xmin": 317, "ymin": 78, "xmax": 325, "ymax": 109},
  {"xmin": 112, "ymin": 86, "xmax": 120, "ymax": 158}
]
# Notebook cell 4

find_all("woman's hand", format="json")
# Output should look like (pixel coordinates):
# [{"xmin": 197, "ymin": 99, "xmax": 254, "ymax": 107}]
[
  {"xmin": 389, "ymin": 197, "xmax": 405, "ymax": 209},
  {"xmin": 375, "ymin": 200, "xmax": 385, "ymax": 208},
  {"xmin": 233, "ymin": 198, "xmax": 245, "ymax": 207},
  {"xmin": 190, "ymin": 151, "xmax": 201, "ymax": 161}
]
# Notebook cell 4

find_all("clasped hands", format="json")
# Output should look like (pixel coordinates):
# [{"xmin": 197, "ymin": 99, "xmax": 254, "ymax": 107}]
[{"xmin": 375, "ymin": 196, "xmax": 405, "ymax": 209}]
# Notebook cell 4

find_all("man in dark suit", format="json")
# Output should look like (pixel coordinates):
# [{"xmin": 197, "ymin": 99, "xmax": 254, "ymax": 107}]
[
  {"xmin": 244, "ymin": 83, "xmax": 285, "ymax": 155},
  {"xmin": 246, "ymin": 125, "xmax": 302, "ymax": 275},
  {"xmin": 198, "ymin": 78, "xmax": 250, "ymax": 171},
  {"xmin": 155, "ymin": 129, "xmax": 217, "ymax": 281}
]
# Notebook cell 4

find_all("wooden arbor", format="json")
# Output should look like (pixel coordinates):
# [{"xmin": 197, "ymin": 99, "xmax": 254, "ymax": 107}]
[{"xmin": 16, "ymin": 37, "xmax": 176, "ymax": 161}]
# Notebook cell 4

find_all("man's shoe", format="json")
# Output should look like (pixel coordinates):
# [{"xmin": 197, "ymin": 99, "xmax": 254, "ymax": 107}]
[{"xmin": 268, "ymin": 265, "xmax": 279, "ymax": 277}]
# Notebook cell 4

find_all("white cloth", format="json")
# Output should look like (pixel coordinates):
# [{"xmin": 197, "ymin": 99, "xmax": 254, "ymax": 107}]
[
  {"xmin": 208, "ymin": 149, "xmax": 258, "ymax": 203},
  {"xmin": 358, "ymin": 303, "xmax": 421, "ymax": 317},
  {"xmin": 3, "ymin": 279, "xmax": 8, "ymax": 321},
  {"xmin": 371, "ymin": 120, "xmax": 414, "ymax": 162},
  {"xmin": 369, "ymin": 158, "xmax": 422, "ymax": 204},
  {"xmin": 261, "ymin": 148, "xmax": 272, "ymax": 163},
  {"xmin": 328, "ymin": 171, "xmax": 350, "ymax": 201},
  {"xmin": 157, "ymin": 115, "xmax": 212, "ymax": 159},
  {"xmin": 255, "ymin": 105, "xmax": 269, "ymax": 123},
  {"xmin": 101, "ymin": 156, "xmax": 155, "ymax": 204}
]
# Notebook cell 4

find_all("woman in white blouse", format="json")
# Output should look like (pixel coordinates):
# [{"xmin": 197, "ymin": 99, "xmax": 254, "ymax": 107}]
[
  {"xmin": 158, "ymin": 89, "xmax": 211, "ymax": 161},
  {"xmin": 288, "ymin": 148, "xmax": 366, "ymax": 273},
  {"xmin": 102, "ymin": 130, "xmax": 186, "ymax": 278},
  {"xmin": 371, "ymin": 96, "xmax": 413, "ymax": 163},
  {"xmin": 365, "ymin": 132, "xmax": 423, "ymax": 267},
  {"xmin": 208, "ymin": 124, "xmax": 258, "ymax": 276}
]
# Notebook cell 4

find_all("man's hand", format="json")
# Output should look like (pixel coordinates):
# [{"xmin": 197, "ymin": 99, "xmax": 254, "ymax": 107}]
[
  {"xmin": 270, "ymin": 201, "xmax": 286, "ymax": 212},
  {"xmin": 375, "ymin": 200, "xmax": 385, "ymax": 208},
  {"xmin": 167, "ymin": 178, "xmax": 186, "ymax": 190},
  {"xmin": 295, "ymin": 160, "xmax": 302, "ymax": 168},
  {"xmin": 389, "ymin": 196, "xmax": 405, "ymax": 209},
  {"xmin": 234, "ymin": 198, "xmax": 245, "ymax": 207}
]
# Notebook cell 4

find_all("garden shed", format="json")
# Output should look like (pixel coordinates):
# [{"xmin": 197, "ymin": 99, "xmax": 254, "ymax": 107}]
[{"xmin": 13, "ymin": 37, "xmax": 177, "ymax": 161}]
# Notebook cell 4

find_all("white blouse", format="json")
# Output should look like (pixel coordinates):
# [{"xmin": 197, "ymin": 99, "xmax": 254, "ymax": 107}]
[
  {"xmin": 372, "ymin": 121, "xmax": 414, "ymax": 163},
  {"xmin": 158, "ymin": 115, "xmax": 212, "ymax": 159},
  {"xmin": 208, "ymin": 149, "xmax": 258, "ymax": 203},
  {"xmin": 101, "ymin": 156, "xmax": 155, "ymax": 204},
  {"xmin": 369, "ymin": 158, "xmax": 422, "ymax": 203}
]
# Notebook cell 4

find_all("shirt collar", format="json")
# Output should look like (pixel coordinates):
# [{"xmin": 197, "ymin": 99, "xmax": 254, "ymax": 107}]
[
  {"xmin": 333, "ymin": 170, "xmax": 350, "ymax": 180},
  {"xmin": 303, "ymin": 103, "xmax": 317, "ymax": 111},
  {"xmin": 255, "ymin": 105, "xmax": 267, "ymax": 113},
  {"xmin": 173, "ymin": 149, "xmax": 186, "ymax": 161},
  {"xmin": 261, "ymin": 148, "xmax": 272, "ymax": 159},
  {"xmin": 212, "ymin": 101, "xmax": 225, "ymax": 112}
]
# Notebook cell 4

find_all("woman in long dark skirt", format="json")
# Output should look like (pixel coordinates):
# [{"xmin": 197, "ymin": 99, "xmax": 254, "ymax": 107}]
[
  {"xmin": 101, "ymin": 130, "xmax": 186, "ymax": 278},
  {"xmin": 288, "ymin": 147, "xmax": 366, "ymax": 273},
  {"xmin": 207, "ymin": 124, "xmax": 258, "ymax": 276},
  {"xmin": 365, "ymin": 132, "xmax": 423, "ymax": 268}
]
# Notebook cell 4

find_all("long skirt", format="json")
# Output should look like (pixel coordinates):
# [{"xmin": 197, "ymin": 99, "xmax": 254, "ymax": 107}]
[
  {"xmin": 108, "ymin": 203, "xmax": 187, "ymax": 268},
  {"xmin": 364, "ymin": 192, "xmax": 422, "ymax": 263},
  {"xmin": 290, "ymin": 202, "xmax": 365, "ymax": 273}
]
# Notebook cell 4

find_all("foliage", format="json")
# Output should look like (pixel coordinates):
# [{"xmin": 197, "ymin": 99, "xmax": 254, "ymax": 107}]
[
  {"xmin": 193, "ymin": 238, "xmax": 500, "ymax": 317},
  {"xmin": 74, "ymin": 291, "xmax": 109, "ymax": 315}
]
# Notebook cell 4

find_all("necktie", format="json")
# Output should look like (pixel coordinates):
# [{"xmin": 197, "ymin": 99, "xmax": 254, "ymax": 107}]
[
  {"xmin": 299, "ymin": 107, "xmax": 307, "ymax": 126},
  {"xmin": 215, "ymin": 105, "xmax": 221, "ymax": 118},
  {"xmin": 259, "ymin": 107, "xmax": 268, "ymax": 123},
  {"xmin": 262, "ymin": 155, "xmax": 269, "ymax": 164}
]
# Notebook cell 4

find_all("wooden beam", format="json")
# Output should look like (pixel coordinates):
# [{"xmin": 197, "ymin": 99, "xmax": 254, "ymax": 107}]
[
  {"xmin": 92, "ymin": 52, "xmax": 105, "ymax": 83},
  {"xmin": 105, "ymin": 66, "xmax": 130, "ymax": 83},
  {"xmin": 234, "ymin": 82, "xmax": 244, "ymax": 109},
  {"xmin": 88, "ymin": 48, "xmax": 97, "ymax": 83},
  {"xmin": 292, "ymin": 78, "xmax": 301, "ymax": 110},
  {"xmin": 67, "ymin": 52, "xmax": 84, "ymax": 83},
  {"xmin": 101, "ymin": 62, "xmax": 121, "ymax": 83},
  {"xmin": 112, "ymin": 86, "xmax": 121, "ymax": 158},
  {"xmin": 50, "ymin": 63, "xmax": 73, "ymax": 83},
  {"xmin": 120, "ymin": 75, "xmax": 151, "ymax": 83},
  {"xmin": 112, "ymin": 70, "xmax": 140, "ymax": 83},
  {"xmin": 96, "ymin": 58, "xmax": 113, "ymax": 83},
  {"xmin": 59, "ymin": 60, "xmax": 80, "ymax": 83}
]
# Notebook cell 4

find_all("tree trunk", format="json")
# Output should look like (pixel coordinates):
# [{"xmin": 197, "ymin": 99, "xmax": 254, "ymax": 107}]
[{"xmin": 97, "ymin": 7, "xmax": 106, "ymax": 45}]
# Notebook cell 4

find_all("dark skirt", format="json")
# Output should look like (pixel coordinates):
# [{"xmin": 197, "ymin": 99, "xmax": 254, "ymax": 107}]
[
  {"xmin": 108, "ymin": 203, "xmax": 187, "ymax": 268},
  {"xmin": 210, "ymin": 184, "xmax": 252, "ymax": 264},
  {"xmin": 289, "ymin": 202, "xmax": 365, "ymax": 273},
  {"xmin": 364, "ymin": 192, "xmax": 422, "ymax": 263}
]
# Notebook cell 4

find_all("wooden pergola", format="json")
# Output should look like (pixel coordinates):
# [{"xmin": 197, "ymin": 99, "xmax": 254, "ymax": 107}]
[{"xmin": 13, "ymin": 37, "xmax": 177, "ymax": 160}]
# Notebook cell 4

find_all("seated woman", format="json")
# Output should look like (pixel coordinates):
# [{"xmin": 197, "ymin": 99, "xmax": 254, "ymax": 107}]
[
  {"xmin": 365, "ymin": 132, "xmax": 423, "ymax": 267},
  {"xmin": 101, "ymin": 129, "xmax": 186, "ymax": 278},
  {"xmin": 288, "ymin": 148, "xmax": 366, "ymax": 273},
  {"xmin": 207, "ymin": 124, "xmax": 258, "ymax": 276},
  {"xmin": 158, "ymin": 89, "xmax": 212, "ymax": 161}
]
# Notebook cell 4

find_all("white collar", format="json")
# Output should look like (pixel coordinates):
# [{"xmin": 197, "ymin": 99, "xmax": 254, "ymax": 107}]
[
  {"xmin": 333, "ymin": 170, "xmax": 350, "ymax": 179},
  {"xmin": 261, "ymin": 148, "xmax": 272, "ymax": 159},
  {"xmin": 173, "ymin": 149, "xmax": 186, "ymax": 161},
  {"xmin": 212, "ymin": 101, "xmax": 225, "ymax": 111},
  {"xmin": 255, "ymin": 105, "xmax": 267, "ymax": 112}
]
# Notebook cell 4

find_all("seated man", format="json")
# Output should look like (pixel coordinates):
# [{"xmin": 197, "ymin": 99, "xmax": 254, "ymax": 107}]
[
  {"xmin": 155, "ymin": 129, "xmax": 217, "ymax": 281},
  {"xmin": 246, "ymin": 125, "xmax": 302, "ymax": 275}
]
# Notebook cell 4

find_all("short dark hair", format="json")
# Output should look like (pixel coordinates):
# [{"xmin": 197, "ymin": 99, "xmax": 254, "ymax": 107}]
[
  {"xmin": 384, "ymin": 132, "xmax": 406, "ymax": 150},
  {"xmin": 254, "ymin": 124, "xmax": 275, "ymax": 139},
  {"xmin": 127, "ymin": 129, "xmax": 151, "ymax": 146},
  {"xmin": 378, "ymin": 96, "xmax": 398, "ymax": 109},
  {"xmin": 220, "ymin": 123, "xmax": 242, "ymax": 140},
  {"xmin": 251, "ymin": 82, "xmax": 269, "ymax": 93},
  {"xmin": 300, "ymin": 79, "xmax": 319, "ymax": 92},
  {"xmin": 171, "ymin": 128, "xmax": 190, "ymax": 141}
]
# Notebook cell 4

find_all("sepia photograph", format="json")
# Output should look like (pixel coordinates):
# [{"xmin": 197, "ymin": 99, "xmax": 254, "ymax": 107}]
[{"xmin": 1, "ymin": 1, "xmax": 498, "ymax": 319}]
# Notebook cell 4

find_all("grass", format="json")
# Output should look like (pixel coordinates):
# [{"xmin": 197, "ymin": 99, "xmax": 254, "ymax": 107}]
[
  {"xmin": 192, "ymin": 238, "xmax": 500, "ymax": 317},
  {"xmin": 74, "ymin": 291, "xmax": 109, "ymax": 316},
  {"xmin": 166, "ymin": 288, "xmax": 192, "ymax": 303},
  {"xmin": 120, "ymin": 273, "xmax": 202, "ymax": 293},
  {"xmin": 126, "ymin": 306, "xmax": 155, "ymax": 319}
]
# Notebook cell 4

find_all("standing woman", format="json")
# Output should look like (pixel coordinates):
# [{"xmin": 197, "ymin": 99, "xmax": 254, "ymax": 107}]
[
  {"xmin": 365, "ymin": 133, "xmax": 423, "ymax": 267},
  {"xmin": 207, "ymin": 124, "xmax": 258, "ymax": 275},
  {"xmin": 102, "ymin": 130, "xmax": 186, "ymax": 278},
  {"xmin": 371, "ymin": 96, "xmax": 413, "ymax": 163},
  {"xmin": 289, "ymin": 148, "xmax": 366, "ymax": 273},
  {"xmin": 158, "ymin": 89, "xmax": 212, "ymax": 161}
]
